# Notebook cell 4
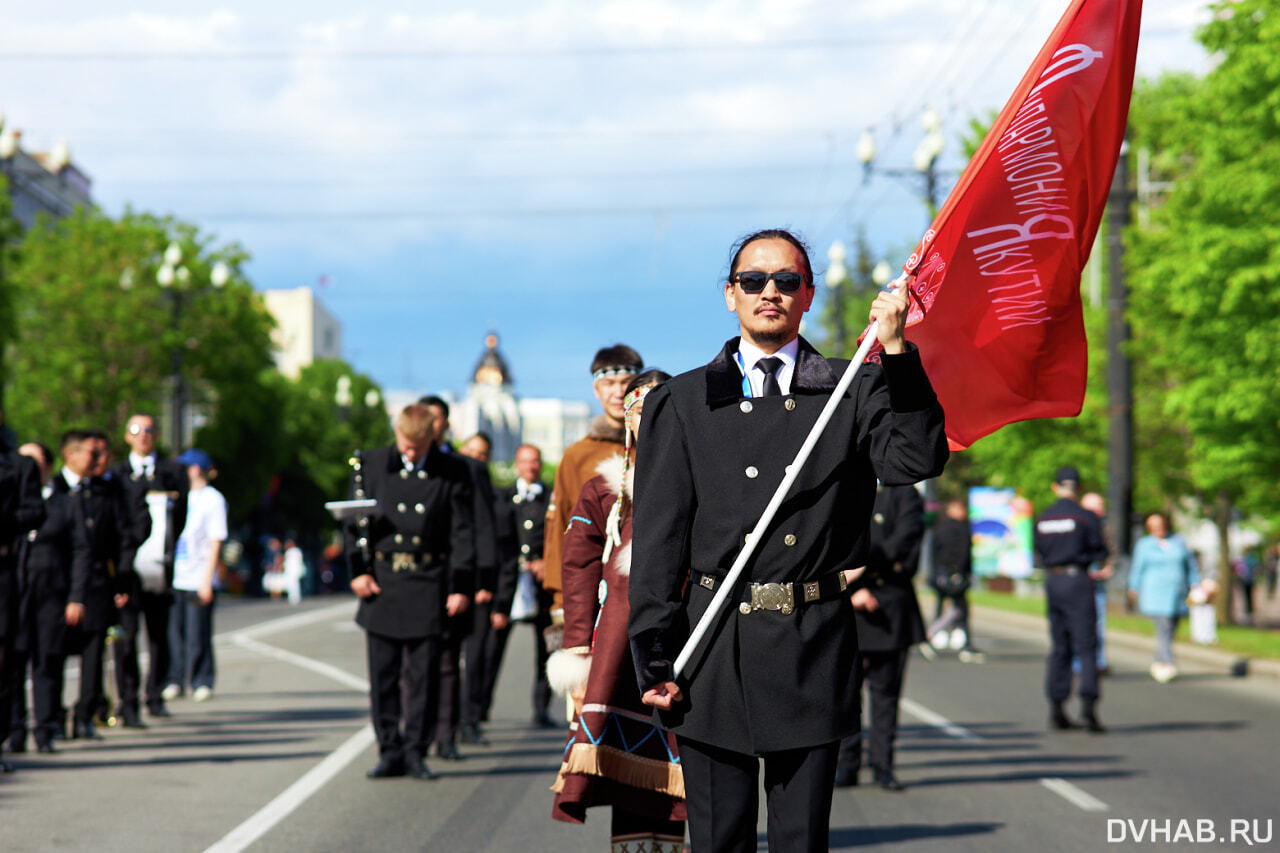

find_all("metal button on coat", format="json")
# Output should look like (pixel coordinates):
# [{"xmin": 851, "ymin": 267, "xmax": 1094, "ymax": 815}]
[
  {"xmin": 412, "ymin": 535, "xmax": 421, "ymax": 546},
  {"xmin": 523, "ymin": 519, "xmax": 534, "ymax": 530},
  {"xmin": 740, "ymin": 400, "xmax": 753, "ymax": 413},
  {"xmin": 745, "ymin": 466, "xmax": 758, "ymax": 479},
  {"xmin": 521, "ymin": 544, "xmax": 531, "ymax": 554},
  {"xmin": 400, "ymin": 470, "xmax": 409, "ymax": 479},
  {"xmin": 784, "ymin": 534, "xmax": 797, "ymax": 546},
  {"xmin": 417, "ymin": 470, "xmax": 427, "ymax": 479},
  {"xmin": 739, "ymin": 602, "xmax": 752, "ymax": 615},
  {"xmin": 414, "ymin": 503, "xmax": 425, "ymax": 514},
  {"xmin": 784, "ymin": 399, "xmax": 796, "ymax": 411},
  {"xmin": 397, "ymin": 502, "xmax": 407, "ymax": 513},
  {"xmin": 394, "ymin": 534, "xmax": 404, "ymax": 544}
]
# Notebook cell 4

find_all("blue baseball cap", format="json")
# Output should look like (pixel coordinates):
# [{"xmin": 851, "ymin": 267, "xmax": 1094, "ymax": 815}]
[{"xmin": 178, "ymin": 448, "xmax": 215, "ymax": 471}]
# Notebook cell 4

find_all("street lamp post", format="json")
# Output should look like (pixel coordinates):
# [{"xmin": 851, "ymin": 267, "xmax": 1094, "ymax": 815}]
[
  {"xmin": 826, "ymin": 241, "xmax": 849, "ymax": 355},
  {"xmin": 857, "ymin": 106, "xmax": 948, "ymax": 226}
]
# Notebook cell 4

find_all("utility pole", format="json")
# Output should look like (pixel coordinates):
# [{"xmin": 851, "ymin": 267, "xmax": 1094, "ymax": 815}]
[{"xmin": 1106, "ymin": 137, "xmax": 1134, "ymax": 560}]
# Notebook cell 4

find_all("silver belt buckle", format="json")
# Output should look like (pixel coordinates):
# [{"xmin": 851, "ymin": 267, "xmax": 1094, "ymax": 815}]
[
  {"xmin": 391, "ymin": 553, "xmax": 418, "ymax": 573},
  {"xmin": 750, "ymin": 582, "xmax": 795, "ymax": 615}
]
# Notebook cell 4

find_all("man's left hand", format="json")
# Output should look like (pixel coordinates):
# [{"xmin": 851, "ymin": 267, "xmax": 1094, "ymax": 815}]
[
  {"xmin": 475, "ymin": 589, "xmax": 493, "ymax": 604},
  {"xmin": 641, "ymin": 681, "xmax": 682, "ymax": 710},
  {"xmin": 446, "ymin": 593, "xmax": 470, "ymax": 616},
  {"xmin": 114, "ymin": 593, "xmax": 130, "ymax": 609},
  {"xmin": 850, "ymin": 588, "xmax": 879, "ymax": 612}
]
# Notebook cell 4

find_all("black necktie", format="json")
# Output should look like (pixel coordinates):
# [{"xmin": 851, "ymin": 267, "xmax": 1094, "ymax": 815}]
[{"xmin": 757, "ymin": 357, "xmax": 783, "ymax": 397}]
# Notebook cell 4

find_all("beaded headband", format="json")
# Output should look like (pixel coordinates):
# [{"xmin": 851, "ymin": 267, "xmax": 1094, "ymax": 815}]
[{"xmin": 592, "ymin": 365, "xmax": 639, "ymax": 381}]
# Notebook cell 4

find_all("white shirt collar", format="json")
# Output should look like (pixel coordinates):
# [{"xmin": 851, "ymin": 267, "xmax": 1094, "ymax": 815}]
[
  {"xmin": 62, "ymin": 468, "xmax": 84, "ymax": 490},
  {"xmin": 401, "ymin": 453, "xmax": 423, "ymax": 471},
  {"xmin": 736, "ymin": 337, "xmax": 800, "ymax": 397},
  {"xmin": 129, "ymin": 452, "xmax": 156, "ymax": 474},
  {"xmin": 516, "ymin": 478, "xmax": 543, "ymax": 499}
]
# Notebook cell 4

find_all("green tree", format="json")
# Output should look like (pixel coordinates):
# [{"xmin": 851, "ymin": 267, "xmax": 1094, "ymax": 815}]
[
  {"xmin": 1126, "ymin": 0, "xmax": 1280, "ymax": 618},
  {"xmin": 0, "ymin": 173, "xmax": 22, "ymax": 415},
  {"xmin": 6, "ymin": 208, "xmax": 274, "ymax": 451}
]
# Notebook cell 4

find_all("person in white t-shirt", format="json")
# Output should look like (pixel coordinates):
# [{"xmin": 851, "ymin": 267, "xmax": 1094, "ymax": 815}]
[
  {"xmin": 163, "ymin": 449, "xmax": 227, "ymax": 703},
  {"xmin": 282, "ymin": 539, "xmax": 306, "ymax": 605}
]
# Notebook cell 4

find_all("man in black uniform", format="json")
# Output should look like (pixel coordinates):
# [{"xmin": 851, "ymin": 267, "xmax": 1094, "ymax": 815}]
[
  {"xmin": 835, "ymin": 482, "xmax": 926, "ymax": 792},
  {"xmin": 10, "ymin": 441, "xmax": 89, "ymax": 754},
  {"xmin": 346, "ymin": 404, "xmax": 475, "ymax": 781},
  {"xmin": 111, "ymin": 414, "xmax": 186, "ymax": 725},
  {"xmin": 415, "ymin": 400, "xmax": 498, "ymax": 759},
  {"xmin": 457, "ymin": 432, "xmax": 500, "ymax": 747},
  {"xmin": 1033, "ymin": 465, "xmax": 1108, "ymax": 733},
  {"xmin": 489, "ymin": 443, "xmax": 555, "ymax": 728},
  {"xmin": 629, "ymin": 229, "xmax": 948, "ymax": 852},
  {"xmin": 56, "ymin": 430, "xmax": 136, "ymax": 741},
  {"xmin": 0, "ymin": 427, "xmax": 48, "ymax": 769}
]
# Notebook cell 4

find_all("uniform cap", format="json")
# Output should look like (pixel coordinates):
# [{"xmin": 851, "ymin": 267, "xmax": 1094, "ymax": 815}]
[{"xmin": 1053, "ymin": 465, "xmax": 1081, "ymax": 486}]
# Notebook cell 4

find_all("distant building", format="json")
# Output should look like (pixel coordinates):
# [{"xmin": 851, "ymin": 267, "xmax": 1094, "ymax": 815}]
[
  {"xmin": 261, "ymin": 286, "xmax": 342, "ymax": 379},
  {"xmin": 0, "ymin": 129, "xmax": 94, "ymax": 227},
  {"xmin": 383, "ymin": 333, "xmax": 592, "ymax": 464}
]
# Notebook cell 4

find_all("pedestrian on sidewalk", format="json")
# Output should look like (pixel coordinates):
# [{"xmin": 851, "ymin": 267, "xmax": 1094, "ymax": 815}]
[
  {"xmin": 1127, "ymin": 511, "xmax": 1199, "ymax": 683},
  {"xmin": 1033, "ymin": 466, "xmax": 1107, "ymax": 733},
  {"xmin": 929, "ymin": 497, "xmax": 979, "ymax": 658}
]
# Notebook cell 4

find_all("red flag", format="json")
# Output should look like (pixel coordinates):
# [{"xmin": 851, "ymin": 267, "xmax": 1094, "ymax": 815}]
[{"xmin": 862, "ymin": 0, "xmax": 1142, "ymax": 450}]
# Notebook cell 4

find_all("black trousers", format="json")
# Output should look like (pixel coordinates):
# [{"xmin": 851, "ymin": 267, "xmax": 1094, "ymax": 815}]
[
  {"xmin": 1045, "ymin": 572, "xmax": 1098, "ymax": 702},
  {"xmin": 678, "ymin": 735, "xmax": 838, "ymax": 853},
  {"xmin": 366, "ymin": 631, "xmax": 439, "ymax": 760},
  {"xmin": 114, "ymin": 589, "xmax": 171, "ymax": 713},
  {"xmin": 461, "ymin": 598, "xmax": 492, "ymax": 727},
  {"xmin": 67, "ymin": 626, "xmax": 106, "ymax": 726},
  {"xmin": 837, "ymin": 648, "xmax": 909, "ymax": 774},
  {"xmin": 432, "ymin": 617, "xmax": 466, "ymax": 746},
  {"xmin": 479, "ymin": 606, "xmax": 553, "ymax": 721}
]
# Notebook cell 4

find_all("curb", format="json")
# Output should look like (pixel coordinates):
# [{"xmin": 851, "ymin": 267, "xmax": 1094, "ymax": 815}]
[{"xmin": 971, "ymin": 604, "xmax": 1280, "ymax": 680}]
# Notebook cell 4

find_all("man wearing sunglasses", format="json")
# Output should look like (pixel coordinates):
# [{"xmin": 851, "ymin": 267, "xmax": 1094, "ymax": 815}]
[
  {"xmin": 111, "ymin": 414, "xmax": 188, "ymax": 722},
  {"xmin": 629, "ymin": 228, "xmax": 948, "ymax": 852}
]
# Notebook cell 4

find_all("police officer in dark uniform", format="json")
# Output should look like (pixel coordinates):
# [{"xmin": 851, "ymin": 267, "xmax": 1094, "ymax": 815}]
[
  {"xmin": 10, "ymin": 441, "xmax": 90, "ymax": 753},
  {"xmin": 1033, "ymin": 465, "xmax": 1108, "ymax": 733},
  {"xmin": 490, "ymin": 443, "xmax": 555, "ymax": 728},
  {"xmin": 346, "ymin": 404, "xmax": 475, "ymax": 781},
  {"xmin": 835, "ymin": 482, "xmax": 926, "ymax": 791},
  {"xmin": 456, "ymin": 432, "xmax": 501, "ymax": 748},
  {"xmin": 0, "ymin": 429, "xmax": 47, "ymax": 769}
]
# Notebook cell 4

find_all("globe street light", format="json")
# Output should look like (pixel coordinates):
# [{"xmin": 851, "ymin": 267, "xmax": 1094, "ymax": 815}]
[
  {"xmin": 827, "ymin": 240, "xmax": 850, "ymax": 354},
  {"xmin": 857, "ymin": 106, "xmax": 950, "ymax": 224}
]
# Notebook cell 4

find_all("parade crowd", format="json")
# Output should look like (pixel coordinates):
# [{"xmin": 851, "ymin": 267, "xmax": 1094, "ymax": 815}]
[{"xmin": 0, "ymin": 413, "xmax": 226, "ymax": 765}]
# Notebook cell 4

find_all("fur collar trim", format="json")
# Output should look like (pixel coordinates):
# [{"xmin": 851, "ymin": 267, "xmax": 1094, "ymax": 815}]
[
  {"xmin": 594, "ymin": 453, "xmax": 631, "ymax": 498},
  {"xmin": 587, "ymin": 415, "xmax": 626, "ymax": 443}
]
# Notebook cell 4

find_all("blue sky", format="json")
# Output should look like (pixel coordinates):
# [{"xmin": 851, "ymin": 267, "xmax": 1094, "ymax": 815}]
[{"xmin": 2, "ymin": 1, "xmax": 1209, "ymax": 404}]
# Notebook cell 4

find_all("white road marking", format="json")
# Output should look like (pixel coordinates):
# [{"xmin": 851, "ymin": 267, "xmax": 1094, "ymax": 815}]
[
  {"xmin": 200, "ymin": 624, "xmax": 372, "ymax": 853},
  {"xmin": 219, "ymin": 600, "xmax": 357, "ymax": 642},
  {"xmin": 1040, "ymin": 777, "xmax": 1110, "ymax": 812},
  {"xmin": 900, "ymin": 697, "xmax": 983, "ymax": 741},
  {"xmin": 203, "ymin": 725, "xmax": 376, "ymax": 853},
  {"xmin": 230, "ymin": 634, "xmax": 369, "ymax": 692},
  {"xmin": 902, "ymin": 697, "xmax": 1110, "ymax": 812}
]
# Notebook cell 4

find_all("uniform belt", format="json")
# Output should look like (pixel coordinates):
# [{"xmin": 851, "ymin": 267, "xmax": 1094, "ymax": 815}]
[
  {"xmin": 374, "ymin": 552, "xmax": 441, "ymax": 572},
  {"xmin": 690, "ymin": 569, "xmax": 849, "ymax": 616},
  {"xmin": 1047, "ymin": 565, "xmax": 1084, "ymax": 575}
]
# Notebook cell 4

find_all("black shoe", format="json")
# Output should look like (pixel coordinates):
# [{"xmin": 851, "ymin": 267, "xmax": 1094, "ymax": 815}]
[
  {"xmin": 72, "ymin": 721, "xmax": 104, "ymax": 741},
  {"xmin": 459, "ymin": 724, "xmax": 488, "ymax": 746},
  {"xmin": 0, "ymin": 759, "xmax": 14, "ymax": 773},
  {"xmin": 1080, "ymin": 702, "xmax": 1106, "ymax": 734},
  {"xmin": 531, "ymin": 712, "xmax": 559, "ymax": 729},
  {"xmin": 1050, "ymin": 703, "xmax": 1077, "ymax": 731},
  {"xmin": 120, "ymin": 710, "xmax": 148, "ymax": 730},
  {"xmin": 404, "ymin": 752, "xmax": 437, "ymax": 781},
  {"xmin": 873, "ymin": 768, "xmax": 905, "ymax": 791},
  {"xmin": 366, "ymin": 756, "xmax": 405, "ymax": 779},
  {"xmin": 7, "ymin": 736, "xmax": 26, "ymax": 754},
  {"xmin": 833, "ymin": 767, "xmax": 859, "ymax": 788},
  {"xmin": 435, "ymin": 740, "xmax": 463, "ymax": 761},
  {"xmin": 147, "ymin": 703, "xmax": 172, "ymax": 718},
  {"xmin": 36, "ymin": 742, "xmax": 57, "ymax": 754}
]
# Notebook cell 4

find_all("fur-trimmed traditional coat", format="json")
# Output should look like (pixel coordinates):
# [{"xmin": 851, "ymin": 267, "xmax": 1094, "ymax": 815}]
[{"xmin": 549, "ymin": 454, "xmax": 685, "ymax": 825}]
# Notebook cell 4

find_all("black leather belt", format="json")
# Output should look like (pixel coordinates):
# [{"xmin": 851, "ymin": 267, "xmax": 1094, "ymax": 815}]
[
  {"xmin": 1047, "ymin": 565, "xmax": 1085, "ymax": 576},
  {"xmin": 374, "ymin": 552, "xmax": 442, "ymax": 573},
  {"xmin": 690, "ymin": 569, "xmax": 849, "ymax": 616}
]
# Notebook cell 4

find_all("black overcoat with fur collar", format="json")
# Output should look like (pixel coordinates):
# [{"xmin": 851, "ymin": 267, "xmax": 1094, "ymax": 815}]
[{"xmin": 628, "ymin": 336, "xmax": 947, "ymax": 753}]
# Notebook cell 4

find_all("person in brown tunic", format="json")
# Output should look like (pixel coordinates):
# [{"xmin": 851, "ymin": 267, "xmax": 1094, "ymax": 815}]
[
  {"xmin": 547, "ymin": 369, "xmax": 684, "ymax": 853},
  {"xmin": 541, "ymin": 345, "xmax": 642, "ymax": 626}
]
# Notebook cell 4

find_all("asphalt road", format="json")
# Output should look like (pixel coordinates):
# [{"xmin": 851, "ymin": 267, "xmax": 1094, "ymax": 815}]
[{"xmin": 2, "ymin": 595, "xmax": 1276, "ymax": 852}]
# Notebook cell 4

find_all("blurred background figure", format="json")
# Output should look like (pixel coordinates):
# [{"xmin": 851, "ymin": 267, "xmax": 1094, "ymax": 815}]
[
  {"xmin": 282, "ymin": 538, "xmax": 306, "ymax": 605},
  {"xmin": 165, "ymin": 450, "xmax": 227, "ymax": 703},
  {"xmin": 1128, "ymin": 511, "xmax": 1200, "ymax": 683},
  {"xmin": 928, "ymin": 498, "xmax": 981, "ymax": 661},
  {"xmin": 261, "ymin": 536, "xmax": 285, "ymax": 600},
  {"xmin": 1078, "ymin": 492, "xmax": 1114, "ymax": 675}
]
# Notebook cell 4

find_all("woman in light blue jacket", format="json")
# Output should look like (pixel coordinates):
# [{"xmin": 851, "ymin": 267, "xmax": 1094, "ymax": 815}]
[{"xmin": 1127, "ymin": 512, "xmax": 1200, "ymax": 682}]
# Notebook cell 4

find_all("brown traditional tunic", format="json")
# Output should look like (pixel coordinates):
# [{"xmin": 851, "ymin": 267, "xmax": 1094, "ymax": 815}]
[{"xmin": 550, "ymin": 455, "xmax": 685, "ymax": 827}]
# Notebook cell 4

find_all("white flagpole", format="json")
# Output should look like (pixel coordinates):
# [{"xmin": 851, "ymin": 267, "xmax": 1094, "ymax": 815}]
[{"xmin": 673, "ymin": 299, "xmax": 895, "ymax": 679}]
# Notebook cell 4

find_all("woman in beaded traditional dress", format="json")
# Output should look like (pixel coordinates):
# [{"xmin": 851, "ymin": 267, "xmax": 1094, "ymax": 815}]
[{"xmin": 547, "ymin": 369, "xmax": 684, "ymax": 853}]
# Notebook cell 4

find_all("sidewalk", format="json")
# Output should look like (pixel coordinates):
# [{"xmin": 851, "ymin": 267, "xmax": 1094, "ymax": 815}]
[{"xmin": 972, "ymin": 604, "xmax": 1280, "ymax": 680}]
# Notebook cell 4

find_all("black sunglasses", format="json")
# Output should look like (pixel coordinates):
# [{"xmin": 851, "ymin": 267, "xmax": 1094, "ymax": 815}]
[{"xmin": 731, "ymin": 271, "xmax": 807, "ymax": 294}]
